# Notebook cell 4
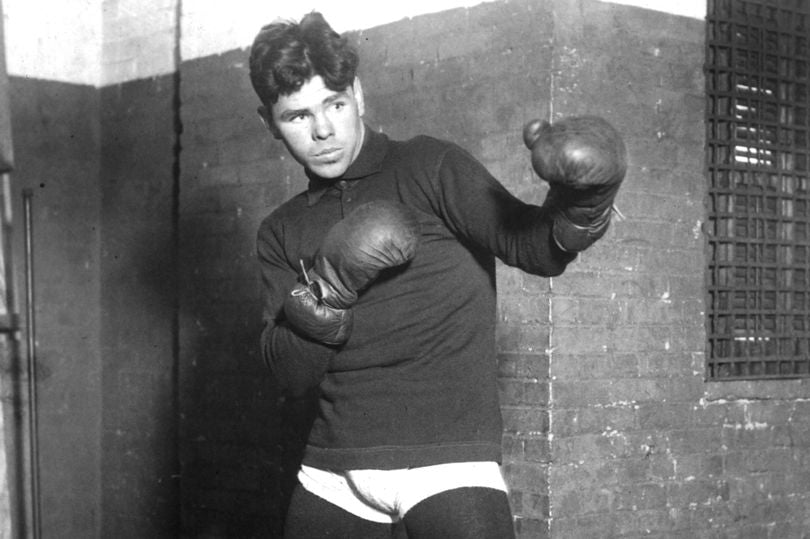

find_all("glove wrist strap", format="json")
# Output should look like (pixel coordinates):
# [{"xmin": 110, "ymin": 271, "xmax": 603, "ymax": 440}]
[{"xmin": 552, "ymin": 205, "xmax": 613, "ymax": 253}]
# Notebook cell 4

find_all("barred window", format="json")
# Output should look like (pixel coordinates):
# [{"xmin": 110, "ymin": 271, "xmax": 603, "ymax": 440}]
[{"xmin": 706, "ymin": 0, "xmax": 810, "ymax": 380}]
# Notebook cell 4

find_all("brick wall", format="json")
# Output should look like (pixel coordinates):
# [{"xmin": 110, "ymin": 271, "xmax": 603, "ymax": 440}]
[
  {"xmin": 101, "ymin": 0, "xmax": 178, "ymax": 86},
  {"xmin": 175, "ymin": 0, "xmax": 697, "ymax": 536},
  {"xmin": 99, "ymin": 75, "xmax": 179, "ymax": 536},
  {"xmin": 177, "ymin": 47, "xmax": 285, "ymax": 536},
  {"xmin": 546, "ymin": 2, "xmax": 710, "ymax": 537},
  {"xmin": 545, "ymin": 2, "xmax": 810, "ymax": 538},
  {"xmin": 99, "ymin": 0, "xmax": 181, "ymax": 532},
  {"xmin": 6, "ymin": 0, "xmax": 810, "ymax": 537},
  {"xmin": 174, "ymin": 0, "xmax": 810, "ymax": 536}
]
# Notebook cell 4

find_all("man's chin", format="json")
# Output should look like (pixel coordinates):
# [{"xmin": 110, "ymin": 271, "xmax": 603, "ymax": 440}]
[{"xmin": 309, "ymin": 162, "xmax": 349, "ymax": 179}]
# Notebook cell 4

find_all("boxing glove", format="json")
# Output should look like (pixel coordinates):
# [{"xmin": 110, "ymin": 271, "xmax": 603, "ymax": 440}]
[
  {"xmin": 283, "ymin": 200, "xmax": 420, "ymax": 345},
  {"xmin": 311, "ymin": 200, "xmax": 420, "ymax": 309},
  {"xmin": 523, "ymin": 115, "xmax": 627, "ymax": 252},
  {"xmin": 284, "ymin": 277, "xmax": 354, "ymax": 346}
]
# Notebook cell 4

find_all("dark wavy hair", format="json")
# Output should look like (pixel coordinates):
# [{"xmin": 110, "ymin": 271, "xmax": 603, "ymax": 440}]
[{"xmin": 249, "ymin": 12, "xmax": 359, "ymax": 106}]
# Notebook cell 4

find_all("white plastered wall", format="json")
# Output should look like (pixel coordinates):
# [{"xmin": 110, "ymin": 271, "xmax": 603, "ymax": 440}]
[
  {"xmin": 4, "ymin": 0, "xmax": 102, "ymax": 85},
  {"xmin": 3, "ymin": 0, "xmax": 704, "ymax": 87}
]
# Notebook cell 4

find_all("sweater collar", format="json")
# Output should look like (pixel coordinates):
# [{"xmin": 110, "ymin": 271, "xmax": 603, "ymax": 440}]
[{"xmin": 306, "ymin": 126, "xmax": 388, "ymax": 206}]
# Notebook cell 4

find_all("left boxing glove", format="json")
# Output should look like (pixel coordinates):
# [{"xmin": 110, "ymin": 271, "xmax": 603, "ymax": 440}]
[
  {"xmin": 284, "ymin": 276, "xmax": 354, "ymax": 346},
  {"xmin": 523, "ymin": 115, "xmax": 627, "ymax": 252},
  {"xmin": 283, "ymin": 200, "xmax": 420, "ymax": 345},
  {"xmin": 311, "ymin": 200, "xmax": 420, "ymax": 309}
]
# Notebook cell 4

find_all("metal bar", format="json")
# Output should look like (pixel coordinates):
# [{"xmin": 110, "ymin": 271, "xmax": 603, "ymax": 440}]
[
  {"xmin": 22, "ymin": 188, "xmax": 40, "ymax": 539},
  {"xmin": 1, "ymin": 173, "xmax": 14, "ymax": 317},
  {"xmin": 706, "ymin": 0, "xmax": 810, "ymax": 380},
  {"xmin": 0, "ymin": 172, "xmax": 27, "ymax": 538}
]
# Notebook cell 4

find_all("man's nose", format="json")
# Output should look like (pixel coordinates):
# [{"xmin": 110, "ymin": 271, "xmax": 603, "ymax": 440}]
[{"xmin": 312, "ymin": 113, "xmax": 334, "ymax": 140}]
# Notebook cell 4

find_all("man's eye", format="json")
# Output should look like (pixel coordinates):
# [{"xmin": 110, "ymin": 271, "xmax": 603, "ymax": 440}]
[
  {"xmin": 333, "ymin": 102, "xmax": 346, "ymax": 111},
  {"xmin": 290, "ymin": 113, "xmax": 307, "ymax": 122}
]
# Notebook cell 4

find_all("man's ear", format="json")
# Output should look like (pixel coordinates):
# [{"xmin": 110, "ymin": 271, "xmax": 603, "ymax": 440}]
[
  {"xmin": 257, "ymin": 105, "xmax": 282, "ymax": 139},
  {"xmin": 353, "ymin": 77, "xmax": 365, "ymax": 117}
]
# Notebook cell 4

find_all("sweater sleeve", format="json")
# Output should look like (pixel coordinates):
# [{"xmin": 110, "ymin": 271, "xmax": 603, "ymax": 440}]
[
  {"xmin": 256, "ymin": 217, "xmax": 335, "ymax": 397},
  {"xmin": 428, "ymin": 141, "xmax": 577, "ymax": 276}
]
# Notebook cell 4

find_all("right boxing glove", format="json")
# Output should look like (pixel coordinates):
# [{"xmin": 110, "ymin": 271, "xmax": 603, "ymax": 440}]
[{"xmin": 283, "ymin": 200, "xmax": 420, "ymax": 345}]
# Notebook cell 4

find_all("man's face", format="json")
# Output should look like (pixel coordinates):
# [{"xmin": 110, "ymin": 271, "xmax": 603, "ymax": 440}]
[{"xmin": 262, "ymin": 76, "xmax": 365, "ymax": 179}]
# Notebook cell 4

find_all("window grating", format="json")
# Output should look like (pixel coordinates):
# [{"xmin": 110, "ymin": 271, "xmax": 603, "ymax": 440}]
[{"xmin": 706, "ymin": 0, "xmax": 810, "ymax": 380}]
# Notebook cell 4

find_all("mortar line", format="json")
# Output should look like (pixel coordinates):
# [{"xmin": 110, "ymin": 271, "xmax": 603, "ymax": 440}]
[
  {"xmin": 546, "ymin": 36, "xmax": 556, "ymax": 537},
  {"xmin": 170, "ymin": 0, "xmax": 183, "ymax": 532}
]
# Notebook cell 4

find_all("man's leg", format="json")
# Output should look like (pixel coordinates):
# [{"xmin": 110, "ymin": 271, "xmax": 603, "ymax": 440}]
[
  {"xmin": 402, "ymin": 487, "xmax": 515, "ymax": 539},
  {"xmin": 284, "ymin": 483, "xmax": 393, "ymax": 539}
]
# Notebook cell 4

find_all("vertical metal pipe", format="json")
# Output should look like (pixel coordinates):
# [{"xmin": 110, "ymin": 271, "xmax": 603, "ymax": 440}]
[
  {"xmin": 0, "ymin": 172, "xmax": 26, "ymax": 539},
  {"xmin": 22, "ymin": 188, "xmax": 40, "ymax": 539},
  {"xmin": 1, "ymin": 173, "xmax": 14, "ymax": 314}
]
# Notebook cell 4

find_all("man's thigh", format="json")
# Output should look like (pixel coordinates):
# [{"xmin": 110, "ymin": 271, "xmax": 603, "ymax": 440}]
[
  {"xmin": 402, "ymin": 486, "xmax": 515, "ymax": 539},
  {"xmin": 284, "ymin": 483, "xmax": 394, "ymax": 539}
]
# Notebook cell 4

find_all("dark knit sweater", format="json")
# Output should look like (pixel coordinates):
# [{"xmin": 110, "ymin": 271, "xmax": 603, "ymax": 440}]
[{"xmin": 257, "ymin": 127, "xmax": 575, "ymax": 470}]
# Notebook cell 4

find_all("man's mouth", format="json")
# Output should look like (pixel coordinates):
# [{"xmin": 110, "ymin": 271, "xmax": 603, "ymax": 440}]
[{"xmin": 315, "ymin": 147, "xmax": 341, "ymax": 159}]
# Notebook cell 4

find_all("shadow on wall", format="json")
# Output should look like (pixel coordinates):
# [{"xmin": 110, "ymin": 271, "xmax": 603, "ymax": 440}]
[{"xmin": 176, "ymin": 191, "xmax": 320, "ymax": 537}]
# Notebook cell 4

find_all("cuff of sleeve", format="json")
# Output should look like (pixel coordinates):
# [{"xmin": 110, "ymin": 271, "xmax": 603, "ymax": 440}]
[{"xmin": 552, "ymin": 205, "xmax": 613, "ymax": 253}]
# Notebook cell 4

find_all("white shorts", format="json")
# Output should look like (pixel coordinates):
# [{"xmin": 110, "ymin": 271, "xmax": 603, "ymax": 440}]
[{"xmin": 297, "ymin": 461, "xmax": 508, "ymax": 523}]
